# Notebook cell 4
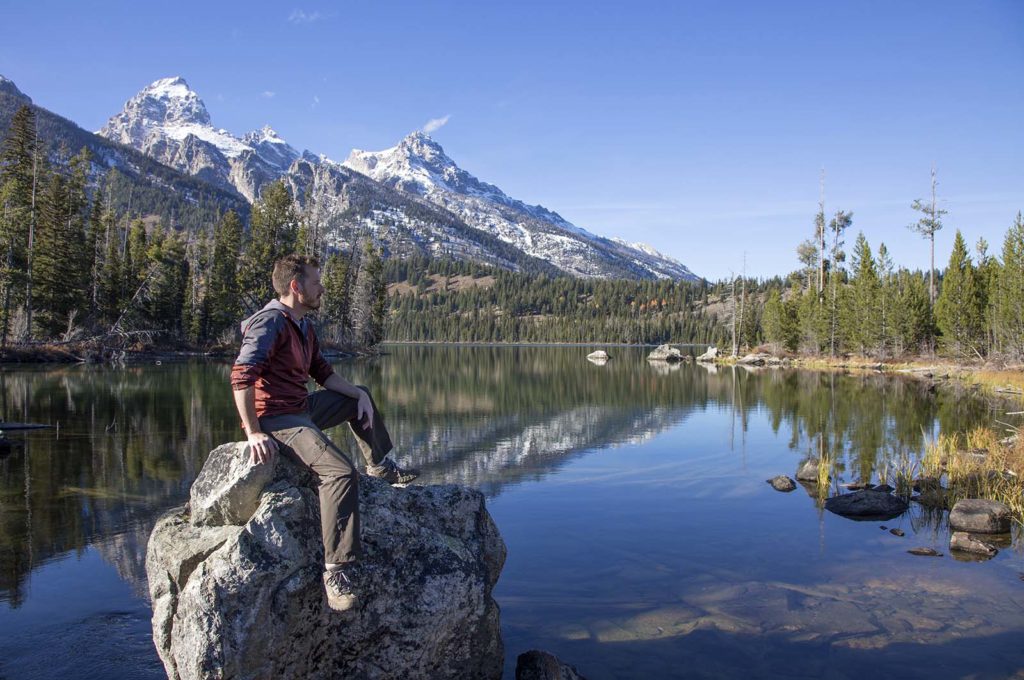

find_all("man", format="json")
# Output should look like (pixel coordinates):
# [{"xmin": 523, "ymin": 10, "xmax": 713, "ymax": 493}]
[{"xmin": 230, "ymin": 253, "xmax": 418, "ymax": 612}]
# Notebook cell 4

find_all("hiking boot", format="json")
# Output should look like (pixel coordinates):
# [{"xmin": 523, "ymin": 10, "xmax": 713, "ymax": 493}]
[
  {"xmin": 323, "ymin": 567, "xmax": 357, "ymax": 612},
  {"xmin": 366, "ymin": 457, "xmax": 420, "ymax": 485}
]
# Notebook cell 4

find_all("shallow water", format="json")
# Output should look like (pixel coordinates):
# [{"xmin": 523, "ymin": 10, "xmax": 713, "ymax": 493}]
[{"xmin": 0, "ymin": 346, "xmax": 1021, "ymax": 679}]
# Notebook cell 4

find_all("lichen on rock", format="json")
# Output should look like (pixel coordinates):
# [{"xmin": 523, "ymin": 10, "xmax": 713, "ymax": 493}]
[{"xmin": 146, "ymin": 442, "xmax": 506, "ymax": 679}]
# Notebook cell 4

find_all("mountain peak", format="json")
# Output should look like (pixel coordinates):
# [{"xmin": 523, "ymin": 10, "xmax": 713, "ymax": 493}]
[
  {"xmin": 0, "ymin": 74, "xmax": 31, "ymax": 104},
  {"xmin": 124, "ymin": 76, "xmax": 211, "ymax": 126}
]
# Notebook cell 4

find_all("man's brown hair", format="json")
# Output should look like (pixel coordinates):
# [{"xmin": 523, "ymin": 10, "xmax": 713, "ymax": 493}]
[{"xmin": 272, "ymin": 254, "xmax": 320, "ymax": 296}]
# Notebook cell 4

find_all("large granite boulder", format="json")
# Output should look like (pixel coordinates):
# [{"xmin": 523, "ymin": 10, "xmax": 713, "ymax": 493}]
[
  {"xmin": 147, "ymin": 442, "xmax": 506, "ymax": 680},
  {"xmin": 948, "ymin": 498, "xmax": 1012, "ymax": 534},
  {"xmin": 647, "ymin": 344, "xmax": 683, "ymax": 361},
  {"xmin": 824, "ymin": 490, "xmax": 909, "ymax": 521}
]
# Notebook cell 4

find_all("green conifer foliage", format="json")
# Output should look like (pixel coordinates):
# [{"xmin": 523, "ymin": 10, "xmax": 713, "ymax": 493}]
[
  {"xmin": 844, "ymin": 232, "xmax": 881, "ymax": 355},
  {"xmin": 239, "ymin": 181, "xmax": 297, "ymax": 310},
  {"xmin": 320, "ymin": 251, "xmax": 351, "ymax": 345},
  {"xmin": 207, "ymin": 210, "xmax": 243, "ymax": 341},
  {"xmin": 994, "ymin": 213, "xmax": 1024, "ymax": 358},
  {"xmin": 935, "ymin": 230, "xmax": 983, "ymax": 357},
  {"xmin": 0, "ymin": 105, "xmax": 37, "ymax": 343}
]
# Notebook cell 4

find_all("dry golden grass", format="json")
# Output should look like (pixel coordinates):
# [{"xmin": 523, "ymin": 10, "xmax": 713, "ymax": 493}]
[{"xmin": 922, "ymin": 426, "xmax": 1024, "ymax": 524}]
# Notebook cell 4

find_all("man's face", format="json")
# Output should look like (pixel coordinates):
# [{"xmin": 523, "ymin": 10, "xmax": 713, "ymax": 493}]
[{"xmin": 294, "ymin": 266, "xmax": 324, "ymax": 311}]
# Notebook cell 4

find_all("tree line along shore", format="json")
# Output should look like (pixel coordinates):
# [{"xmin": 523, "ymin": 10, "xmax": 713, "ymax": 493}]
[{"xmin": 2, "ymin": 104, "xmax": 1024, "ymax": 374}]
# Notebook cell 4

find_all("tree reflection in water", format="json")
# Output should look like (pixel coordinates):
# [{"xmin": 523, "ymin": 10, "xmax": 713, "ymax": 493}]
[{"xmin": 0, "ymin": 346, "xmax": 1006, "ymax": 607}]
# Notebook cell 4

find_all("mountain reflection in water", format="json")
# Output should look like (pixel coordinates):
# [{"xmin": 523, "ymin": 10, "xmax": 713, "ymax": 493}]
[{"xmin": 0, "ymin": 345, "xmax": 1018, "ymax": 679}]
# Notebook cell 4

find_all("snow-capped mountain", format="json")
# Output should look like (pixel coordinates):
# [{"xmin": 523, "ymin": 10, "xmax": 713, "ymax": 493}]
[
  {"xmin": 98, "ymin": 77, "xmax": 698, "ymax": 280},
  {"xmin": 99, "ymin": 77, "xmax": 300, "ymax": 201},
  {"xmin": 344, "ymin": 132, "xmax": 697, "ymax": 280}
]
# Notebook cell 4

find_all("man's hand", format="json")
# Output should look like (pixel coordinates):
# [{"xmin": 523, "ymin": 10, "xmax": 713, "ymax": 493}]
[
  {"xmin": 248, "ymin": 431, "xmax": 279, "ymax": 465},
  {"xmin": 357, "ymin": 390, "xmax": 374, "ymax": 430}
]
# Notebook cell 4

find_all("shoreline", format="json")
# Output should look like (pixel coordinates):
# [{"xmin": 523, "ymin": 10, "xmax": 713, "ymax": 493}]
[{"xmin": 3, "ymin": 340, "xmax": 1023, "ymax": 398}]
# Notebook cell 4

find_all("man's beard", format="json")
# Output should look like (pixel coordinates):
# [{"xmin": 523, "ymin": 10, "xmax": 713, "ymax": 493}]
[{"xmin": 299, "ymin": 291, "xmax": 321, "ymax": 310}]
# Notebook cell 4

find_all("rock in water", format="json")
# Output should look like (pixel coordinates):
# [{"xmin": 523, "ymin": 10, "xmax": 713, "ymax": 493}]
[
  {"xmin": 695, "ymin": 346, "xmax": 718, "ymax": 363},
  {"xmin": 647, "ymin": 344, "xmax": 683, "ymax": 361},
  {"xmin": 823, "ymin": 490, "xmax": 909, "ymax": 521},
  {"xmin": 516, "ymin": 650, "xmax": 588, "ymax": 680},
  {"xmin": 147, "ymin": 443, "xmax": 506, "ymax": 680},
  {"xmin": 908, "ymin": 547, "xmax": 943, "ymax": 557},
  {"xmin": 948, "ymin": 499, "xmax": 1012, "ymax": 534},
  {"xmin": 949, "ymin": 531, "xmax": 999, "ymax": 557},
  {"xmin": 586, "ymin": 350, "xmax": 609, "ymax": 361},
  {"xmin": 767, "ymin": 475, "xmax": 797, "ymax": 492},
  {"xmin": 796, "ymin": 459, "xmax": 822, "ymax": 482}
]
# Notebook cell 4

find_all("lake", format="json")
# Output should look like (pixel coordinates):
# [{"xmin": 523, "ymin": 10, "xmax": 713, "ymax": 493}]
[{"xmin": 0, "ymin": 345, "xmax": 1022, "ymax": 679}]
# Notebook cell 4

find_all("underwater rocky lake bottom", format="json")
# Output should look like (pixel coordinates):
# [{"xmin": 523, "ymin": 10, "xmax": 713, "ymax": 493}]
[{"xmin": 0, "ymin": 345, "xmax": 1021, "ymax": 679}]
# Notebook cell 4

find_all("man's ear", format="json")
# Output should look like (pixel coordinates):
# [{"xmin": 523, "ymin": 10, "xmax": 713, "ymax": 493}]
[{"xmin": 289, "ymin": 278, "xmax": 302, "ymax": 296}]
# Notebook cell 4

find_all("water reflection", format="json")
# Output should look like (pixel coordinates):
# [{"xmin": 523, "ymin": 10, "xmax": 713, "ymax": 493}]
[{"xmin": 0, "ymin": 349, "xmax": 1009, "ymax": 607}]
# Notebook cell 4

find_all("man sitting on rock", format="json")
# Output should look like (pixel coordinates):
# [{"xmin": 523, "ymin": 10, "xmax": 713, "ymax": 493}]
[{"xmin": 230, "ymin": 253, "xmax": 418, "ymax": 612}]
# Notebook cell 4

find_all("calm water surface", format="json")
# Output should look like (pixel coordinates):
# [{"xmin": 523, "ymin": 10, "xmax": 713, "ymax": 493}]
[{"xmin": 0, "ymin": 346, "xmax": 1022, "ymax": 679}]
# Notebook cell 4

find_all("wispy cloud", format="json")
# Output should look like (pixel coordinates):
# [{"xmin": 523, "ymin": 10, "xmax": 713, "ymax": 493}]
[
  {"xmin": 262, "ymin": 91, "xmax": 276, "ymax": 99},
  {"xmin": 288, "ymin": 9, "xmax": 322, "ymax": 24},
  {"xmin": 311, "ymin": 95, "xmax": 320, "ymax": 109},
  {"xmin": 422, "ymin": 114, "xmax": 451, "ymax": 134}
]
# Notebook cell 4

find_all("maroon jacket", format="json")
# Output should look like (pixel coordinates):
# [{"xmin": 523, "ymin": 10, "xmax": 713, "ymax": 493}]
[{"xmin": 230, "ymin": 300, "xmax": 335, "ymax": 418}]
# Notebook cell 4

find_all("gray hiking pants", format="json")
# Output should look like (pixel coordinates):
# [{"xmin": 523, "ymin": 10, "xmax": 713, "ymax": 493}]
[{"xmin": 258, "ymin": 387, "xmax": 393, "ymax": 564}]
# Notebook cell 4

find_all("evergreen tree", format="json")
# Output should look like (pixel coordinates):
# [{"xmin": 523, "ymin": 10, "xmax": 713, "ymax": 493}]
[
  {"xmin": 844, "ymin": 232, "xmax": 881, "ymax": 354},
  {"xmin": 908, "ymin": 168, "xmax": 947, "ymax": 306},
  {"xmin": 994, "ymin": 213, "xmax": 1024, "ymax": 358},
  {"xmin": 887, "ymin": 270, "xmax": 932, "ymax": 356},
  {"xmin": 207, "ymin": 210, "xmax": 243, "ymax": 341},
  {"xmin": 826, "ymin": 210, "xmax": 853, "ymax": 356},
  {"xmin": 97, "ymin": 212, "xmax": 123, "ymax": 327},
  {"xmin": 239, "ymin": 181, "xmax": 298, "ymax": 310},
  {"xmin": 935, "ymin": 230, "xmax": 983, "ymax": 357},
  {"xmin": 0, "ymin": 105, "xmax": 38, "ymax": 343},
  {"xmin": 321, "ymin": 251, "xmax": 351, "ymax": 345},
  {"xmin": 763, "ymin": 288, "xmax": 797, "ymax": 351}
]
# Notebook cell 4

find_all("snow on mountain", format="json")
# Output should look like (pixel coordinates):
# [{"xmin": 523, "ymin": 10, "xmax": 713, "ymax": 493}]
[
  {"xmin": 98, "ymin": 77, "xmax": 300, "ymax": 200},
  {"xmin": 98, "ymin": 77, "xmax": 699, "ymax": 280},
  {"xmin": 345, "ymin": 132, "xmax": 698, "ymax": 280}
]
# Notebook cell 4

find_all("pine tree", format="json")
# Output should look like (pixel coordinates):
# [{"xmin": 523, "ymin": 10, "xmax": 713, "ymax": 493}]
[
  {"xmin": 763, "ymin": 288, "xmax": 797, "ymax": 351},
  {"xmin": 207, "ymin": 210, "xmax": 243, "ymax": 341},
  {"xmin": 935, "ymin": 230, "xmax": 982, "ymax": 357},
  {"xmin": 994, "ymin": 213, "xmax": 1024, "ymax": 358},
  {"xmin": 827, "ymin": 210, "xmax": 853, "ymax": 356},
  {"xmin": 844, "ymin": 232, "xmax": 881, "ymax": 355},
  {"xmin": 321, "ymin": 251, "xmax": 351, "ymax": 345},
  {"xmin": 97, "ymin": 212, "xmax": 123, "ymax": 327},
  {"xmin": 908, "ymin": 168, "xmax": 947, "ymax": 306},
  {"xmin": 239, "ymin": 181, "xmax": 298, "ymax": 310},
  {"xmin": 0, "ymin": 105, "xmax": 38, "ymax": 344}
]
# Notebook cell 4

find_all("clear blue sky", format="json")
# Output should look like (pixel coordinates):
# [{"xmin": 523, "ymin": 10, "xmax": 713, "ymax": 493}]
[{"xmin": 2, "ymin": 0, "xmax": 1022, "ymax": 280}]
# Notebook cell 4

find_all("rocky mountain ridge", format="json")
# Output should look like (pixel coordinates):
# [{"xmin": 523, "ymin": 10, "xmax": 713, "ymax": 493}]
[{"xmin": 89, "ymin": 75, "xmax": 698, "ymax": 280}]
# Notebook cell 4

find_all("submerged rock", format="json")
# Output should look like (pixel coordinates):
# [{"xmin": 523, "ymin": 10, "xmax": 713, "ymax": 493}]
[
  {"xmin": 147, "ymin": 443, "xmax": 506, "ymax": 680},
  {"xmin": 948, "ymin": 499, "xmax": 1011, "ymax": 534},
  {"xmin": 516, "ymin": 650, "xmax": 588, "ymax": 680},
  {"xmin": 949, "ymin": 531, "xmax": 999, "ymax": 558},
  {"xmin": 647, "ymin": 344, "xmax": 683, "ymax": 362},
  {"xmin": 586, "ymin": 350, "xmax": 610, "ymax": 362},
  {"xmin": 908, "ymin": 547, "xmax": 943, "ymax": 557},
  {"xmin": 889, "ymin": 528, "xmax": 905, "ymax": 537},
  {"xmin": 767, "ymin": 475, "xmax": 797, "ymax": 492},
  {"xmin": 824, "ymin": 490, "xmax": 909, "ymax": 521}
]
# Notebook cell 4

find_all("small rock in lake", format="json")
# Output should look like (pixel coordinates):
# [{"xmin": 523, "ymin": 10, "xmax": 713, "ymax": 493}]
[
  {"xmin": 796, "ymin": 459, "xmax": 822, "ymax": 482},
  {"xmin": 908, "ymin": 547, "xmax": 942, "ymax": 557},
  {"xmin": 516, "ymin": 650, "xmax": 588, "ymax": 680},
  {"xmin": 949, "ymin": 499, "xmax": 1012, "ymax": 534},
  {"xmin": 890, "ymin": 528, "xmax": 905, "ymax": 537},
  {"xmin": 950, "ymin": 531, "xmax": 998, "ymax": 557},
  {"xmin": 767, "ymin": 475, "xmax": 796, "ymax": 492},
  {"xmin": 647, "ymin": 344, "xmax": 683, "ymax": 362},
  {"xmin": 824, "ymin": 490, "xmax": 908, "ymax": 521},
  {"xmin": 586, "ymin": 350, "xmax": 610, "ymax": 362},
  {"xmin": 880, "ymin": 526, "xmax": 887, "ymax": 531}
]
